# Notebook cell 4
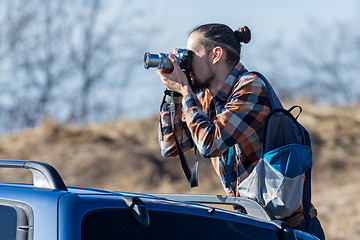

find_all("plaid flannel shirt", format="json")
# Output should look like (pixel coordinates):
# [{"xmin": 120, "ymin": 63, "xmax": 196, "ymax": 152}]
[{"xmin": 158, "ymin": 62, "xmax": 271, "ymax": 196}]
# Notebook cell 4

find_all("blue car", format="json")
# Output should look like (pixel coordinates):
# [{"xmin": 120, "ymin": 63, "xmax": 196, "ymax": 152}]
[{"xmin": 0, "ymin": 160, "xmax": 318, "ymax": 240}]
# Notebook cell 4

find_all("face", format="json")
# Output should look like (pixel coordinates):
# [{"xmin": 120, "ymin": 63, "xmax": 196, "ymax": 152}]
[{"xmin": 186, "ymin": 32, "xmax": 215, "ymax": 94}]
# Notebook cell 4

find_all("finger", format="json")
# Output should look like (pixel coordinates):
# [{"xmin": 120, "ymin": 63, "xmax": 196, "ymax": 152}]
[
  {"xmin": 156, "ymin": 70, "xmax": 168, "ymax": 84},
  {"xmin": 156, "ymin": 69, "xmax": 171, "ymax": 83},
  {"xmin": 168, "ymin": 52, "xmax": 181, "ymax": 66},
  {"xmin": 156, "ymin": 69, "xmax": 166, "ymax": 79},
  {"xmin": 168, "ymin": 53, "xmax": 182, "ymax": 71},
  {"xmin": 168, "ymin": 52, "xmax": 177, "ymax": 63}
]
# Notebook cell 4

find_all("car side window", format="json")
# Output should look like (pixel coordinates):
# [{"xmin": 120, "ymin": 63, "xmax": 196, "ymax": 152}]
[
  {"xmin": 0, "ymin": 205, "xmax": 18, "ymax": 240},
  {"xmin": 0, "ymin": 200, "xmax": 33, "ymax": 240}
]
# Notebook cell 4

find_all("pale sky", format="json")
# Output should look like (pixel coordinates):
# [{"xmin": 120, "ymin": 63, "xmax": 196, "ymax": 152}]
[
  {"xmin": 122, "ymin": 0, "xmax": 360, "ymax": 117},
  {"xmin": 145, "ymin": 0, "xmax": 359, "ymax": 50}
]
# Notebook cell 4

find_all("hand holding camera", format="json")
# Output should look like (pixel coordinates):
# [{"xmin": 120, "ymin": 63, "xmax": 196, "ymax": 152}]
[
  {"xmin": 144, "ymin": 48, "xmax": 192, "ymax": 72},
  {"xmin": 144, "ymin": 49, "xmax": 193, "ymax": 96}
]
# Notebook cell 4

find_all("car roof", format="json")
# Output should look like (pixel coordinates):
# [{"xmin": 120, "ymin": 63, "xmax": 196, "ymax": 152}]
[{"xmin": 2, "ymin": 160, "xmax": 313, "ymax": 239}]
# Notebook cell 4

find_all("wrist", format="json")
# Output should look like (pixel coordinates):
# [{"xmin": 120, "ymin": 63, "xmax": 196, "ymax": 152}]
[{"xmin": 180, "ymin": 85, "xmax": 193, "ymax": 96}]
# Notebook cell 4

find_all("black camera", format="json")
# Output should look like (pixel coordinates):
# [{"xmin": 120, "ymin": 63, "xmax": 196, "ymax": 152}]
[{"xmin": 143, "ymin": 49, "xmax": 192, "ymax": 75}]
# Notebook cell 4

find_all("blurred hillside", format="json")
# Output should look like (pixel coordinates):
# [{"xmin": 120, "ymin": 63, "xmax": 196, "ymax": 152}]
[{"xmin": 0, "ymin": 101, "xmax": 359, "ymax": 240}]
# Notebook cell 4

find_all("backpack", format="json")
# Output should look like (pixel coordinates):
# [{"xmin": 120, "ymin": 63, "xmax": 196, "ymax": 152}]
[{"xmin": 235, "ymin": 72, "xmax": 313, "ymax": 219}]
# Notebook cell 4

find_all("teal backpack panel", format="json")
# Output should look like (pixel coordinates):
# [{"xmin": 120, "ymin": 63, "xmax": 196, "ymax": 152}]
[{"xmin": 264, "ymin": 144, "xmax": 312, "ymax": 178}]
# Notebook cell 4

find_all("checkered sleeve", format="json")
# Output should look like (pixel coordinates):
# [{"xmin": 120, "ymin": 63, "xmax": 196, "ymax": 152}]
[
  {"xmin": 182, "ymin": 75, "xmax": 270, "ymax": 158},
  {"xmin": 158, "ymin": 94, "xmax": 194, "ymax": 157}
]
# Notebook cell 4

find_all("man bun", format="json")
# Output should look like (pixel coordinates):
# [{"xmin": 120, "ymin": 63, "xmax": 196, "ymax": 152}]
[{"xmin": 234, "ymin": 26, "xmax": 251, "ymax": 44}]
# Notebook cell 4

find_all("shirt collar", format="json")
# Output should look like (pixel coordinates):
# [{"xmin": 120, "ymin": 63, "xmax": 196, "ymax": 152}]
[{"xmin": 214, "ymin": 62, "xmax": 248, "ymax": 102}]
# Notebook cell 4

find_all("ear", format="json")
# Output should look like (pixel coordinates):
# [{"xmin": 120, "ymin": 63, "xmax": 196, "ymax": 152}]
[{"xmin": 212, "ymin": 46, "xmax": 224, "ymax": 64}]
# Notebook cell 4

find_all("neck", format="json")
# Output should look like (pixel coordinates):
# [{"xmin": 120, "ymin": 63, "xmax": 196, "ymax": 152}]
[{"xmin": 208, "ymin": 64, "xmax": 233, "ymax": 96}]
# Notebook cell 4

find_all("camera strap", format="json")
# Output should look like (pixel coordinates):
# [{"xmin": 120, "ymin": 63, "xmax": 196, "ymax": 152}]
[{"xmin": 169, "ymin": 91, "xmax": 198, "ymax": 188}]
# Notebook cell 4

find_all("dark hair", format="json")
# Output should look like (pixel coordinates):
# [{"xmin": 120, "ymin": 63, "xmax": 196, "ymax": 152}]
[{"xmin": 190, "ymin": 24, "xmax": 251, "ymax": 67}]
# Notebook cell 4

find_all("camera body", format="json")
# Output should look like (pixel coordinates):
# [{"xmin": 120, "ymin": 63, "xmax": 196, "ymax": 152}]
[{"xmin": 144, "ymin": 49, "xmax": 192, "ymax": 74}]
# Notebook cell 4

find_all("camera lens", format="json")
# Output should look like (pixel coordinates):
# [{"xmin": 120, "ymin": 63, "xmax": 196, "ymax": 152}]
[
  {"xmin": 143, "ymin": 52, "xmax": 173, "ymax": 70},
  {"xmin": 144, "ymin": 52, "xmax": 158, "ymax": 69}
]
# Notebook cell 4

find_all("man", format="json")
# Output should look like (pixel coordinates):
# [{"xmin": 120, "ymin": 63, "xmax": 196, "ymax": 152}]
[
  {"xmin": 157, "ymin": 24, "xmax": 265, "ymax": 196},
  {"xmin": 156, "ymin": 23, "xmax": 325, "ymax": 239}
]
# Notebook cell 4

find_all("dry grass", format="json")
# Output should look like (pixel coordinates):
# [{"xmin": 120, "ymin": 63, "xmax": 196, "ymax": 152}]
[{"xmin": 0, "ymin": 102, "xmax": 359, "ymax": 239}]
